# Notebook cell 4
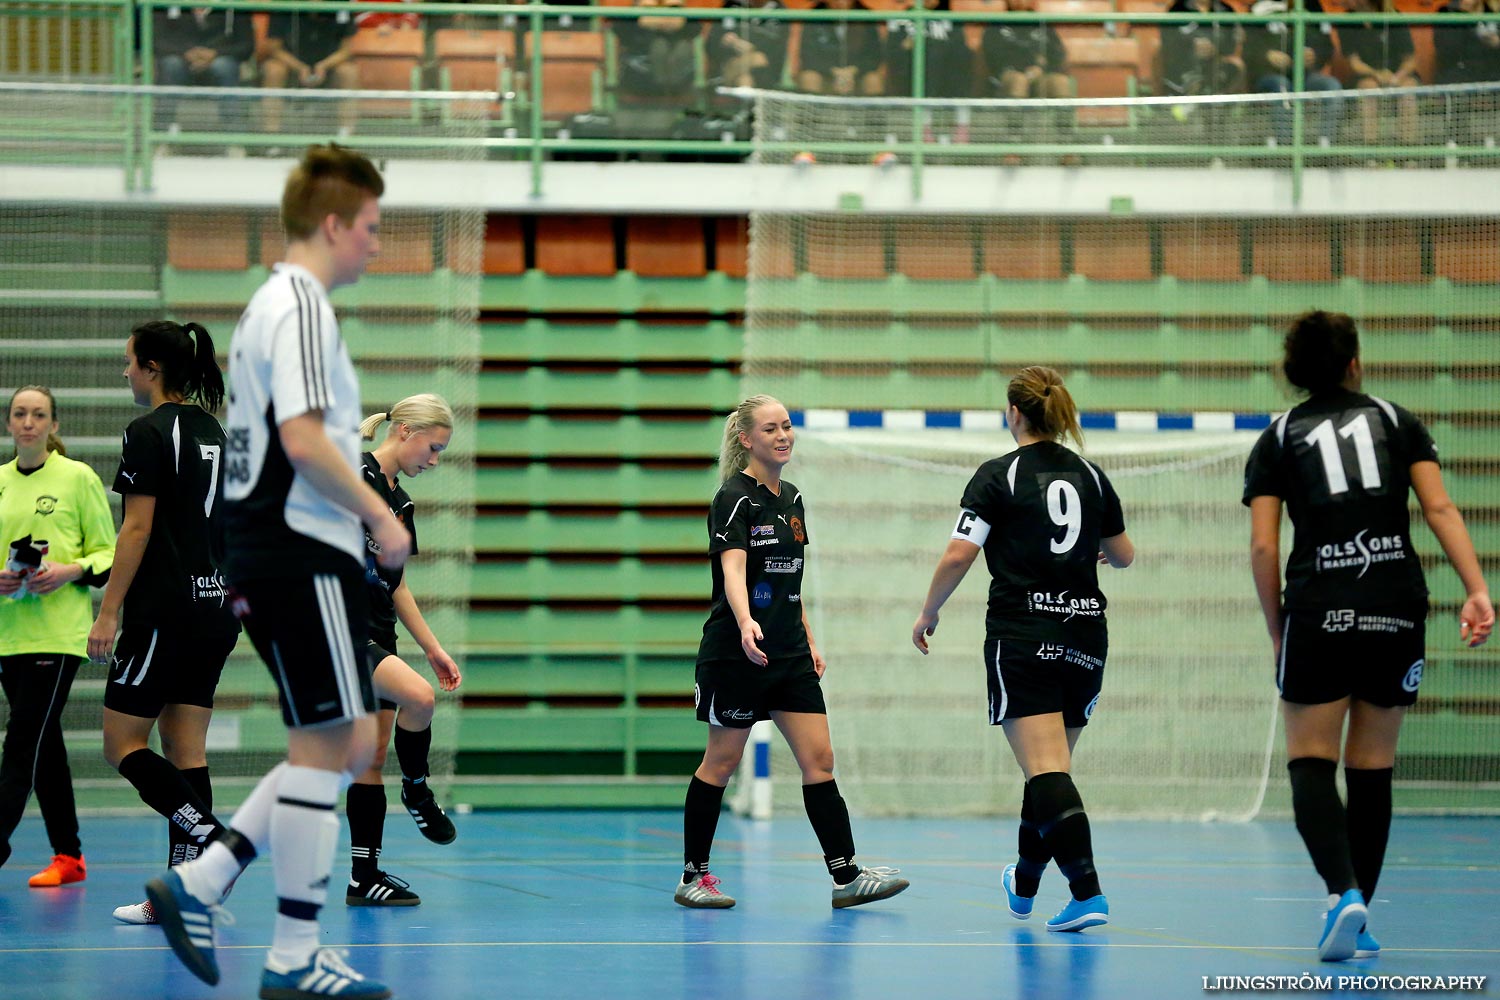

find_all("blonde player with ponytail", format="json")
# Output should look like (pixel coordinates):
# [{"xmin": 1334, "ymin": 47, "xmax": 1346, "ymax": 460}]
[
  {"xmin": 343, "ymin": 393, "xmax": 462, "ymax": 907},
  {"xmin": 675, "ymin": 394, "xmax": 910, "ymax": 910},
  {"xmin": 913, "ymin": 365, "xmax": 1134, "ymax": 933}
]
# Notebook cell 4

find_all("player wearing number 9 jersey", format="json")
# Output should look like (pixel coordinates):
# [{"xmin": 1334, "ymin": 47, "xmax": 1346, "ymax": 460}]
[
  {"xmin": 1243, "ymin": 311, "xmax": 1493, "ymax": 962},
  {"xmin": 86, "ymin": 321, "xmax": 241, "ymax": 924},
  {"xmin": 913, "ymin": 365, "xmax": 1133, "ymax": 933}
]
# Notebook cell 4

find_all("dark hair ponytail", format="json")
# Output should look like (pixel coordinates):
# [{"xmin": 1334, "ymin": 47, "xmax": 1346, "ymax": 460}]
[
  {"xmin": 1282, "ymin": 310, "xmax": 1359, "ymax": 396},
  {"xmin": 131, "ymin": 320, "xmax": 226, "ymax": 412}
]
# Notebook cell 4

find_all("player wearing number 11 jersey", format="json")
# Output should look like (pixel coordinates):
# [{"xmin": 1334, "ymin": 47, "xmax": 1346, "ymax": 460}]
[
  {"xmin": 1244, "ymin": 311, "xmax": 1493, "ymax": 962},
  {"xmin": 913, "ymin": 365, "xmax": 1133, "ymax": 934}
]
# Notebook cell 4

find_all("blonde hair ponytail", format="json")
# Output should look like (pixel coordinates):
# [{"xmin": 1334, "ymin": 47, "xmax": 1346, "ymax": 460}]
[
  {"xmin": 362, "ymin": 393, "xmax": 454, "ymax": 441},
  {"xmin": 1006, "ymin": 365, "xmax": 1084, "ymax": 450},
  {"xmin": 718, "ymin": 394, "xmax": 781, "ymax": 484}
]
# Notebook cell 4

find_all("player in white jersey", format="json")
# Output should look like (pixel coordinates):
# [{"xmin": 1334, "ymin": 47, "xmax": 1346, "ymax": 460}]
[
  {"xmin": 146, "ymin": 145, "xmax": 409, "ymax": 1000},
  {"xmin": 1244, "ymin": 311, "xmax": 1493, "ymax": 962}
]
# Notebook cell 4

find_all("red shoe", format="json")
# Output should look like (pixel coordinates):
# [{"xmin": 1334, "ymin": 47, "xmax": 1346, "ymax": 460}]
[{"xmin": 29, "ymin": 854, "xmax": 86, "ymax": 887}]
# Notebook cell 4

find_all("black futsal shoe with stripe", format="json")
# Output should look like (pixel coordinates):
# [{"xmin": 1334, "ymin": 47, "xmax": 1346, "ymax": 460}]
[
  {"xmin": 346, "ymin": 870, "xmax": 421, "ymax": 907},
  {"xmin": 401, "ymin": 778, "xmax": 457, "ymax": 845}
]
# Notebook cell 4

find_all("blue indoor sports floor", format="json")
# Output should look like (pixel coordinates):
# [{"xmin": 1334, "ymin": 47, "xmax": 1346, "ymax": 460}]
[{"xmin": 1, "ymin": 811, "xmax": 1495, "ymax": 1000}]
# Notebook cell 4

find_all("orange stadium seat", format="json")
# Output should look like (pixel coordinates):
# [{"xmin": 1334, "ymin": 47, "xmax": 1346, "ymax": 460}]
[
  {"xmin": 367, "ymin": 216, "xmax": 436, "ymax": 275},
  {"xmin": 1035, "ymin": 0, "xmax": 1116, "ymax": 39},
  {"xmin": 477, "ymin": 215, "xmax": 526, "ymax": 276},
  {"xmin": 1073, "ymin": 219, "xmax": 1153, "ymax": 281},
  {"xmin": 805, "ymin": 218, "xmax": 887, "ymax": 279},
  {"xmin": 983, "ymin": 219, "xmax": 1064, "ymax": 280},
  {"xmin": 895, "ymin": 221, "xmax": 977, "ymax": 280},
  {"xmin": 527, "ymin": 31, "xmax": 606, "ymax": 120},
  {"xmin": 1115, "ymin": 0, "xmax": 1168, "ymax": 91},
  {"xmin": 259, "ymin": 214, "xmax": 286, "ymax": 269},
  {"xmin": 536, "ymin": 215, "xmax": 616, "ymax": 276},
  {"xmin": 434, "ymin": 29, "xmax": 517, "ymax": 118},
  {"xmin": 1064, "ymin": 36, "xmax": 1140, "ymax": 126},
  {"xmin": 349, "ymin": 27, "xmax": 424, "ymax": 117},
  {"xmin": 626, "ymin": 217, "xmax": 708, "ymax": 278},
  {"xmin": 1251, "ymin": 220, "xmax": 1334, "ymax": 282},
  {"xmin": 1342, "ymin": 222, "xmax": 1424, "ymax": 284},
  {"xmin": 1162, "ymin": 221, "xmax": 1244, "ymax": 281},
  {"xmin": 168, "ymin": 213, "xmax": 250, "ymax": 271},
  {"xmin": 1432, "ymin": 221, "xmax": 1500, "ymax": 285},
  {"xmin": 715, "ymin": 217, "xmax": 749, "ymax": 278}
]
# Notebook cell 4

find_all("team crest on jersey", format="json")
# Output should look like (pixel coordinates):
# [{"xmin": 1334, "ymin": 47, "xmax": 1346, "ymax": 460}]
[
  {"xmin": 790, "ymin": 516, "xmax": 804, "ymax": 543},
  {"xmin": 34, "ymin": 495, "xmax": 58, "ymax": 516}
]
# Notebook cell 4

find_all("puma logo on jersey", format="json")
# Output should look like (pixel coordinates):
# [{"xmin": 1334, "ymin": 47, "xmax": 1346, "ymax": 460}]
[{"xmin": 120, "ymin": 470, "xmax": 138, "ymax": 484}]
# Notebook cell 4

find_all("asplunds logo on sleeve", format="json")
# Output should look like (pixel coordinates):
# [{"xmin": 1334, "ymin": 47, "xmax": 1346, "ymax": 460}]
[{"xmin": 1315, "ymin": 529, "xmax": 1406, "ymax": 578}]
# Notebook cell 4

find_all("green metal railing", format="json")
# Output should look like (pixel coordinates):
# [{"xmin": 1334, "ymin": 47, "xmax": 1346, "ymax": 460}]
[{"xmin": 3, "ymin": 0, "xmax": 1499, "ymax": 200}]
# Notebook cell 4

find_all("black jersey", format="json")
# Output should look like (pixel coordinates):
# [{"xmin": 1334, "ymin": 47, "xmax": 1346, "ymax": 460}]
[
  {"xmin": 698, "ymin": 473, "xmax": 810, "ymax": 662},
  {"xmin": 112, "ymin": 402, "xmax": 237, "ymax": 633},
  {"xmin": 958, "ymin": 441, "xmax": 1125, "ymax": 642},
  {"xmin": 361, "ymin": 452, "xmax": 418, "ymax": 648},
  {"xmin": 1242, "ymin": 389, "xmax": 1437, "ymax": 611}
]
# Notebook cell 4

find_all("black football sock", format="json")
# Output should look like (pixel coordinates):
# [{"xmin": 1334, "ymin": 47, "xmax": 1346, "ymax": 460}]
[
  {"xmin": 1014, "ymin": 779, "xmax": 1051, "ymax": 898},
  {"xmin": 683, "ymin": 775, "xmax": 726, "ymax": 882},
  {"xmin": 346, "ymin": 781, "xmax": 387, "ymax": 883},
  {"xmin": 1029, "ymin": 771, "xmax": 1101, "ymax": 901},
  {"xmin": 1288, "ymin": 757, "xmax": 1358, "ymax": 896},
  {"xmin": 394, "ymin": 722, "xmax": 434, "ymax": 786},
  {"xmin": 117, "ymin": 749, "xmax": 223, "ymax": 867},
  {"xmin": 802, "ymin": 779, "xmax": 859, "ymax": 885},
  {"xmin": 175, "ymin": 765, "xmax": 216, "ymax": 866},
  {"xmin": 1345, "ymin": 766, "xmax": 1393, "ymax": 904}
]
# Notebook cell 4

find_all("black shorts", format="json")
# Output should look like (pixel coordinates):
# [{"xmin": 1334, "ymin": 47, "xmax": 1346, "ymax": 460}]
[
  {"xmin": 104, "ymin": 621, "xmax": 237, "ymax": 718},
  {"xmin": 694, "ymin": 653, "xmax": 825, "ymax": 728},
  {"xmin": 1278, "ymin": 604, "xmax": 1427, "ymax": 707},
  {"xmin": 367, "ymin": 638, "xmax": 399, "ymax": 713},
  {"xmin": 230, "ymin": 570, "xmax": 374, "ymax": 728},
  {"xmin": 984, "ymin": 634, "xmax": 1107, "ymax": 728}
]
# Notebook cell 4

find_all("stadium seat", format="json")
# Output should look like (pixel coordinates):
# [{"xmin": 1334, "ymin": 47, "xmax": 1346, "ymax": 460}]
[
  {"xmin": 536, "ymin": 215, "xmax": 616, "ymax": 276},
  {"xmin": 1115, "ymin": 0, "xmax": 1168, "ymax": 92},
  {"xmin": 349, "ymin": 27, "xmax": 424, "ymax": 118},
  {"xmin": 526, "ymin": 31, "xmax": 606, "ymax": 120},
  {"xmin": 1342, "ymin": 221, "xmax": 1424, "ymax": 283},
  {"xmin": 1064, "ymin": 36, "xmax": 1140, "ymax": 126},
  {"xmin": 480, "ymin": 215, "xmax": 526, "ymax": 276},
  {"xmin": 805, "ymin": 218, "xmax": 887, "ymax": 279},
  {"xmin": 259, "ymin": 214, "xmax": 286, "ymax": 269},
  {"xmin": 1432, "ymin": 221, "xmax": 1500, "ymax": 285},
  {"xmin": 895, "ymin": 221, "xmax": 977, "ymax": 280},
  {"xmin": 1161, "ymin": 221, "xmax": 1244, "ymax": 282},
  {"xmin": 983, "ymin": 219, "xmax": 1064, "ymax": 280},
  {"xmin": 1251, "ymin": 220, "xmax": 1334, "ymax": 282},
  {"xmin": 434, "ymin": 28, "xmax": 517, "ymax": 119},
  {"xmin": 1035, "ymin": 0, "xmax": 1116, "ymax": 39},
  {"xmin": 367, "ymin": 215, "xmax": 436, "ymax": 275},
  {"xmin": 167, "ymin": 213, "xmax": 250, "ymax": 271},
  {"xmin": 715, "ymin": 217, "xmax": 749, "ymax": 278},
  {"xmin": 1073, "ymin": 219, "xmax": 1153, "ymax": 281},
  {"xmin": 626, "ymin": 217, "xmax": 708, "ymax": 278}
]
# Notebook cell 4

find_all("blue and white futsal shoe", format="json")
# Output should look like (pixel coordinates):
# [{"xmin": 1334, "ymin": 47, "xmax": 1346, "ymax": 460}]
[
  {"xmin": 259, "ymin": 948, "xmax": 392, "ymax": 1000},
  {"xmin": 831, "ymin": 866, "xmax": 910, "ymax": 909},
  {"xmin": 1354, "ymin": 923, "xmax": 1381, "ymax": 959},
  {"xmin": 145, "ymin": 868, "xmax": 229, "ymax": 985},
  {"xmin": 1002, "ymin": 864, "xmax": 1034, "ymax": 920},
  {"xmin": 1316, "ymin": 889, "xmax": 1368, "ymax": 962},
  {"xmin": 1046, "ymin": 894, "xmax": 1109, "ymax": 932}
]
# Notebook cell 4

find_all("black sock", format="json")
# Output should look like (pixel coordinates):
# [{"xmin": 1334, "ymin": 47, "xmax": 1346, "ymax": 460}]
[
  {"xmin": 117, "ymin": 749, "xmax": 223, "ymax": 867},
  {"xmin": 1013, "ymin": 780, "xmax": 1050, "ymax": 898},
  {"xmin": 1345, "ymin": 766, "xmax": 1393, "ymax": 904},
  {"xmin": 347, "ymin": 782, "xmax": 387, "ymax": 882},
  {"xmin": 174, "ymin": 765, "xmax": 215, "ymax": 866},
  {"xmin": 394, "ymin": 723, "xmax": 433, "ymax": 785},
  {"xmin": 683, "ymin": 775, "xmax": 726, "ymax": 882},
  {"xmin": 1029, "ymin": 771, "xmax": 1101, "ymax": 901},
  {"xmin": 1287, "ymin": 757, "xmax": 1358, "ymax": 896},
  {"xmin": 802, "ymin": 779, "xmax": 859, "ymax": 885}
]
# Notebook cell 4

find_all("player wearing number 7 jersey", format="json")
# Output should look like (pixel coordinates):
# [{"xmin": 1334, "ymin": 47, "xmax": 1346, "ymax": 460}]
[
  {"xmin": 912, "ymin": 365, "xmax": 1133, "ymax": 933},
  {"xmin": 88, "ymin": 321, "xmax": 242, "ymax": 925},
  {"xmin": 1243, "ymin": 311, "xmax": 1493, "ymax": 963}
]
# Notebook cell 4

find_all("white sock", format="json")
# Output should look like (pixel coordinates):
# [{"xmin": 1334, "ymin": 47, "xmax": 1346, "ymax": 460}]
[
  {"xmin": 174, "ymin": 762, "xmax": 287, "ymax": 903},
  {"xmin": 231, "ymin": 761, "xmax": 287, "ymax": 852},
  {"xmin": 267, "ymin": 765, "xmax": 342, "ymax": 972}
]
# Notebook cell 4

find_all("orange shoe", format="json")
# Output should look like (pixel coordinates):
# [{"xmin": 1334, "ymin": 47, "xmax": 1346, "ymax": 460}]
[{"xmin": 28, "ymin": 854, "xmax": 86, "ymax": 887}]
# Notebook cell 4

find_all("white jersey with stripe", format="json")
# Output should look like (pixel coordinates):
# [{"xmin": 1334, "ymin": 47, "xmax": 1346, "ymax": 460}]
[{"xmin": 222, "ymin": 262, "xmax": 364, "ymax": 579}]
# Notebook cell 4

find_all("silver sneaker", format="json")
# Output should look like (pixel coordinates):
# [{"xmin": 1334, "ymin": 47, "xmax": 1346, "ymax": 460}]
[
  {"xmin": 832, "ymin": 866, "xmax": 910, "ymax": 909},
  {"xmin": 674, "ymin": 872, "xmax": 735, "ymax": 909}
]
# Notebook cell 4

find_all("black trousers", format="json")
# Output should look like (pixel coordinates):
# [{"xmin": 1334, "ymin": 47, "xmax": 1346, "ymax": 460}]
[{"xmin": 0, "ymin": 654, "xmax": 84, "ymax": 858}]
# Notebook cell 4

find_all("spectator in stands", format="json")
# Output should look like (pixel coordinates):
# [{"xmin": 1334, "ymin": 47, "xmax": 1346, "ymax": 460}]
[
  {"xmin": 709, "ymin": 0, "xmax": 790, "ymax": 91},
  {"xmin": 1161, "ymin": 0, "xmax": 1244, "ymax": 109},
  {"xmin": 1434, "ymin": 0, "xmax": 1500, "ymax": 146},
  {"xmin": 260, "ymin": 5, "xmax": 361, "ymax": 139},
  {"xmin": 1245, "ymin": 0, "xmax": 1342, "ymax": 146},
  {"xmin": 980, "ymin": 0, "xmax": 1072, "ymax": 148},
  {"xmin": 152, "ymin": 6, "xmax": 254, "ymax": 135},
  {"xmin": 884, "ymin": 0, "xmax": 975, "ymax": 142},
  {"xmin": 1338, "ymin": 0, "xmax": 1420, "ymax": 155},
  {"xmin": 354, "ymin": 0, "xmax": 421, "ymax": 33},
  {"xmin": 798, "ymin": 0, "xmax": 884, "ymax": 97},
  {"xmin": 615, "ymin": 0, "xmax": 701, "ymax": 102}
]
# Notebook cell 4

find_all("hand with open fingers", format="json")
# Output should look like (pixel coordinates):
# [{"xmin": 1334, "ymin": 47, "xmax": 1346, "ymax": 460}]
[
  {"xmin": 1459, "ymin": 592, "xmax": 1495, "ymax": 648},
  {"xmin": 740, "ymin": 621, "xmax": 767, "ymax": 666},
  {"xmin": 912, "ymin": 610, "xmax": 939, "ymax": 654},
  {"xmin": 88, "ymin": 609, "xmax": 119, "ymax": 664},
  {"xmin": 427, "ymin": 646, "xmax": 463, "ymax": 691}
]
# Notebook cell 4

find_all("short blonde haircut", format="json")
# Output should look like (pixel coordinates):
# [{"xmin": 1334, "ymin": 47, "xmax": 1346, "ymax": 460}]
[{"xmin": 281, "ymin": 144, "xmax": 385, "ymax": 242}]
